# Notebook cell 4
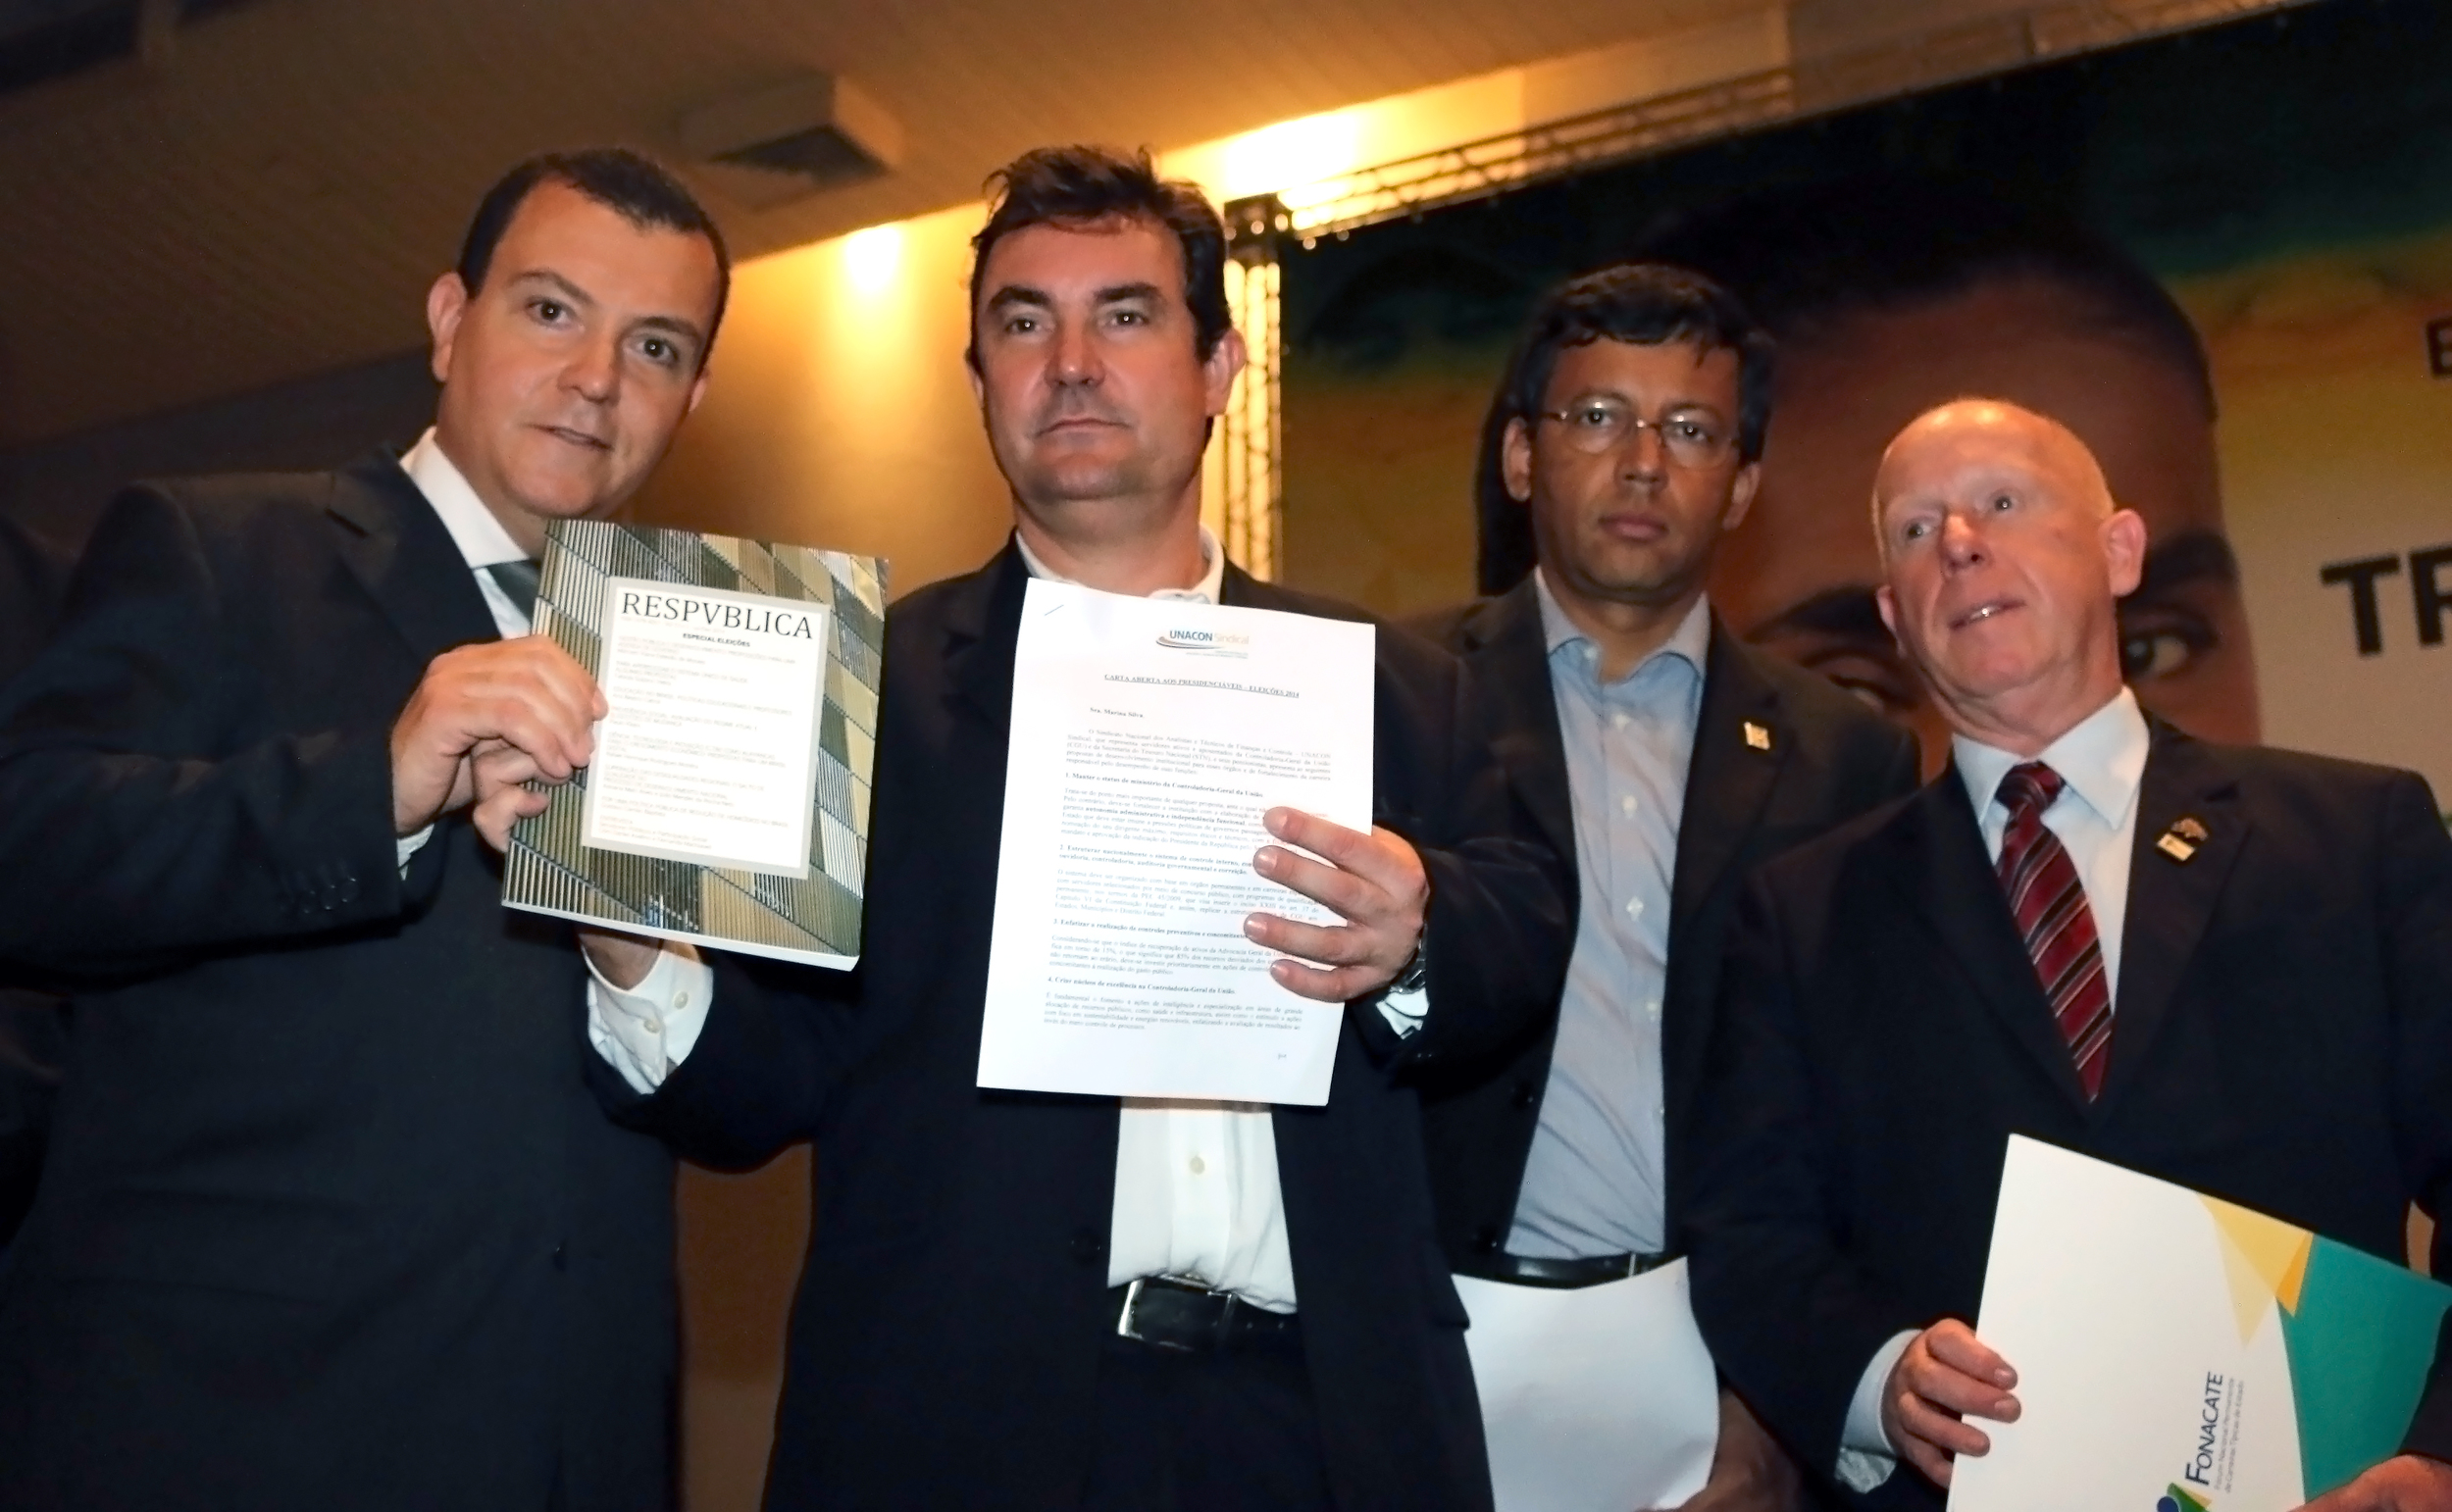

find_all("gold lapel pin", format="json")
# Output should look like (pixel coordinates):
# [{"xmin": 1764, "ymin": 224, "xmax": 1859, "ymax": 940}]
[
  {"xmin": 2157, "ymin": 814, "xmax": 2210, "ymax": 862},
  {"xmin": 1742, "ymin": 720, "xmax": 1773, "ymax": 752}
]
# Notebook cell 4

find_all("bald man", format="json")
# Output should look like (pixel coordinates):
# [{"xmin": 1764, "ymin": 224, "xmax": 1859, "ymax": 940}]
[{"xmin": 1683, "ymin": 400, "xmax": 2452, "ymax": 1510}]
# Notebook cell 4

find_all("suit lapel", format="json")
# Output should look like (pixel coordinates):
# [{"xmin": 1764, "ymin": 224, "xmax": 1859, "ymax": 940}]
[
  {"xmin": 1668, "ymin": 624, "xmax": 1786, "ymax": 944},
  {"xmin": 943, "ymin": 541, "xmax": 1031, "ymax": 737},
  {"xmin": 1877, "ymin": 774, "xmax": 2093, "ymax": 1106},
  {"xmin": 2096, "ymin": 725, "xmax": 2246, "ymax": 1115},
  {"xmin": 1456, "ymin": 581, "xmax": 1576, "ymax": 869},
  {"xmin": 324, "ymin": 454, "xmax": 501, "ymax": 663}
]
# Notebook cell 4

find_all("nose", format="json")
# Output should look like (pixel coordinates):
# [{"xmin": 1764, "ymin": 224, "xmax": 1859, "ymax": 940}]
[
  {"xmin": 563, "ymin": 332, "xmax": 620, "ymax": 405},
  {"xmin": 1938, "ymin": 509, "xmax": 1987, "ymax": 569},
  {"xmin": 1049, "ymin": 321, "xmax": 1101, "ymax": 389},
  {"xmin": 1617, "ymin": 421, "xmax": 1667, "ymax": 485}
]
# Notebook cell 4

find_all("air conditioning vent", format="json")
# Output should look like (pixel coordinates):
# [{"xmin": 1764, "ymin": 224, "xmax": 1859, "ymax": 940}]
[{"xmin": 678, "ymin": 75, "xmax": 903, "ymax": 210}]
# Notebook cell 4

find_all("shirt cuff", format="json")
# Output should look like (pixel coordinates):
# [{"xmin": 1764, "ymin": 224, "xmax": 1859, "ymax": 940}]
[
  {"xmin": 1836, "ymin": 1329, "xmax": 1920, "ymax": 1492},
  {"xmin": 1375, "ymin": 985, "xmax": 1427, "ymax": 1038},
  {"xmin": 396, "ymin": 825, "xmax": 434, "ymax": 875},
  {"xmin": 585, "ymin": 940, "xmax": 712, "ymax": 1094}
]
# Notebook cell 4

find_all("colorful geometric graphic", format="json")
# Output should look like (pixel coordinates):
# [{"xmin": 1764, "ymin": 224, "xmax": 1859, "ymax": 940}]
[{"xmin": 501, "ymin": 519, "xmax": 887, "ymax": 967}]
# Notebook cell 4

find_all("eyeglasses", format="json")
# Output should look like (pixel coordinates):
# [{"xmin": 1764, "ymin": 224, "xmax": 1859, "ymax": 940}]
[{"xmin": 1536, "ymin": 399, "xmax": 1735, "ymax": 467}]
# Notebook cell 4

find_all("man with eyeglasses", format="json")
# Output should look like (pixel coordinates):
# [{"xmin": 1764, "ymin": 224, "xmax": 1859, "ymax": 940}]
[{"xmin": 1414, "ymin": 264, "xmax": 1917, "ymax": 1509}]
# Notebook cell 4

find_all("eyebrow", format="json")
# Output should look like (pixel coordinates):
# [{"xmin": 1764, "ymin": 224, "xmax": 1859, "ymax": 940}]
[
  {"xmin": 2133, "ymin": 528, "xmax": 2240, "ymax": 596},
  {"xmin": 508, "ymin": 268, "xmax": 706, "ymax": 347},
  {"xmin": 986, "ymin": 280, "xmax": 1165, "ymax": 314},
  {"xmin": 1752, "ymin": 584, "xmax": 1890, "ymax": 642}
]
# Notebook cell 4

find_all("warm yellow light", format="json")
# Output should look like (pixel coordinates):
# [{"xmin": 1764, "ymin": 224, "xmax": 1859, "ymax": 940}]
[
  {"xmin": 842, "ymin": 225, "xmax": 903, "ymax": 295},
  {"xmin": 1217, "ymin": 110, "xmax": 1362, "ymax": 201}
]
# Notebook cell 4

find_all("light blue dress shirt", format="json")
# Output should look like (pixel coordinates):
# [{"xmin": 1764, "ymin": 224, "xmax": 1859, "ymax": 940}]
[{"xmin": 1505, "ymin": 573, "xmax": 1711, "ymax": 1261}]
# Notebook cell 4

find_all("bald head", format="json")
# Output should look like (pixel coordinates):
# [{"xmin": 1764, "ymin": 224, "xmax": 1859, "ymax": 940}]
[
  {"xmin": 1872, "ymin": 399, "xmax": 2115, "ymax": 558},
  {"xmin": 1869, "ymin": 397, "xmax": 2148, "ymax": 755}
]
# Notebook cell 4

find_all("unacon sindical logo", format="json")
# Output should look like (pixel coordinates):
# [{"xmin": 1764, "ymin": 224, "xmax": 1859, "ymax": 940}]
[{"xmin": 2159, "ymin": 1486, "xmax": 2212, "ymax": 1512}]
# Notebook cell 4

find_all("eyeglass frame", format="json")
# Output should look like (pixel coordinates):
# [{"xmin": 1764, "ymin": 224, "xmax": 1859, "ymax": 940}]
[{"xmin": 1530, "ymin": 397, "xmax": 1740, "ymax": 468}]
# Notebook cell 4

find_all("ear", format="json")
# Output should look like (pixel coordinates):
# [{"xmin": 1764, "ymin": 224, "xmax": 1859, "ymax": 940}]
[
  {"xmin": 426, "ymin": 273, "xmax": 470, "ymax": 385},
  {"xmin": 1722, "ymin": 461, "xmax": 1762, "ymax": 533},
  {"xmin": 1501, "ymin": 418, "xmax": 1536, "ymax": 505},
  {"xmin": 2102, "ymin": 507, "xmax": 2147, "ymax": 597},
  {"xmin": 1875, "ymin": 582, "xmax": 1899, "ymax": 641},
  {"xmin": 1203, "ymin": 328, "xmax": 1249, "ymax": 417},
  {"xmin": 685, "ymin": 368, "xmax": 709, "ymax": 417}
]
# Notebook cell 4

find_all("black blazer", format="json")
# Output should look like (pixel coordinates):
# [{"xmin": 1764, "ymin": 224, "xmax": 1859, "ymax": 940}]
[
  {"xmin": 0, "ymin": 511, "xmax": 71, "ymax": 1246},
  {"xmin": 1685, "ymin": 725, "xmax": 2452, "ymax": 1507},
  {"xmin": 1410, "ymin": 581, "xmax": 1917, "ymax": 1264},
  {"xmin": 597, "ymin": 543, "xmax": 1572, "ymax": 1512},
  {"xmin": 0, "ymin": 458, "xmax": 678, "ymax": 1512}
]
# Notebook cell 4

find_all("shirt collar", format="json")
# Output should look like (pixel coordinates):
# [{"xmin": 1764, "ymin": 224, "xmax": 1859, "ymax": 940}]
[
  {"xmin": 1531, "ymin": 567, "xmax": 1711, "ymax": 682},
  {"xmin": 1953, "ymin": 686, "xmax": 2150, "ymax": 830},
  {"xmin": 1013, "ymin": 524, "xmax": 1227, "ymax": 605},
  {"xmin": 399, "ymin": 428, "xmax": 530, "ymax": 573}
]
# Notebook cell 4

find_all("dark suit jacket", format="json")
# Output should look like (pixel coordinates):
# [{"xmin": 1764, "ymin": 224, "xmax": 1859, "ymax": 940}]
[
  {"xmin": 1409, "ymin": 581, "xmax": 1918, "ymax": 1265},
  {"xmin": 0, "ymin": 458, "xmax": 678, "ymax": 1512},
  {"xmin": 597, "ymin": 543, "xmax": 1572, "ymax": 1512},
  {"xmin": 1686, "ymin": 724, "xmax": 2452, "ymax": 1507}
]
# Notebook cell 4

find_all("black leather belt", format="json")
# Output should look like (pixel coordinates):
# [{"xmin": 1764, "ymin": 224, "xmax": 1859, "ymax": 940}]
[
  {"xmin": 1454, "ymin": 1250, "xmax": 1678, "ymax": 1288},
  {"xmin": 1109, "ymin": 1277, "xmax": 1303, "ymax": 1354}
]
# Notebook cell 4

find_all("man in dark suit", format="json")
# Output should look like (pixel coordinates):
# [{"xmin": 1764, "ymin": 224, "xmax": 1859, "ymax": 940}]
[
  {"xmin": 0, "ymin": 149, "xmax": 728, "ymax": 1510},
  {"xmin": 511, "ymin": 145, "xmax": 1568, "ymax": 1512},
  {"xmin": 1412, "ymin": 265, "xmax": 1917, "ymax": 1509},
  {"xmin": 1686, "ymin": 398, "xmax": 2452, "ymax": 1511}
]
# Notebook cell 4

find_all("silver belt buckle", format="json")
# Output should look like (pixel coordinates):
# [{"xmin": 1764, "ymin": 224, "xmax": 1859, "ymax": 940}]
[{"xmin": 1116, "ymin": 1277, "xmax": 1147, "ymax": 1340}]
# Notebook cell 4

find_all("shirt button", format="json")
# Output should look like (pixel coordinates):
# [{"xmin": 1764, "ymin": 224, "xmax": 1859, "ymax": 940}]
[
  {"xmin": 674, "ymin": 991, "xmax": 690, "ymax": 1010},
  {"xmin": 1619, "ymin": 795, "xmax": 1638, "ymax": 818},
  {"xmin": 1610, "ymin": 712, "xmax": 1629, "ymax": 731},
  {"xmin": 1189, "ymin": 1156, "xmax": 1207, "ymax": 1176},
  {"xmin": 1646, "ymin": 999, "xmax": 1662, "ymax": 1025},
  {"xmin": 642, "ymin": 1018, "xmax": 663, "ymax": 1036},
  {"xmin": 1624, "ymin": 897, "xmax": 1644, "ymax": 920}
]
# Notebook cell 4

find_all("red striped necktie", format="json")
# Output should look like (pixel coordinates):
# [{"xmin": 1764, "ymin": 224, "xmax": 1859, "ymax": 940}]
[{"xmin": 1996, "ymin": 763, "xmax": 2113, "ymax": 1100}]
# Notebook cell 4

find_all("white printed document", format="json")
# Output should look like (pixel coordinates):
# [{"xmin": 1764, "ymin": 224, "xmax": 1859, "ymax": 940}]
[
  {"xmin": 976, "ymin": 580, "xmax": 1375, "ymax": 1105},
  {"xmin": 581, "ymin": 577, "xmax": 832, "ymax": 877},
  {"xmin": 1949, "ymin": 1135, "xmax": 2452, "ymax": 1512},
  {"xmin": 1455, "ymin": 1262, "xmax": 1720, "ymax": 1512}
]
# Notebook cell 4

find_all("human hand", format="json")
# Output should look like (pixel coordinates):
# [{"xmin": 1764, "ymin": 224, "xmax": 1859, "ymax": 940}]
[
  {"xmin": 579, "ymin": 928, "xmax": 666, "ymax": 991},
  {"xmin": 1244, "ymin": 807, "xmax": 1429, "ymax": 1003},
  {"xmin": 469, "ymin": 738, "xmax": 555, "ymax": 851},
  {"xmin": 2295, "ymin": 1454, "xmax": 2452, "ymax": 1511},
  {"xmin": 1666, "ymin": 1389, "xmax": 1807, "ymax": 1511},
  {"xmin": 1882, "ymin": 1319, "xmax": 2019, "ymax": 1489},
  {"xmin": 390, "ymin": 637, "xmax": 601, "ymax": 837}
]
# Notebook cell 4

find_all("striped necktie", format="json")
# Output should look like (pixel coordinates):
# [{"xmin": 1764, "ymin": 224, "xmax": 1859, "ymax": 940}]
[
  {"xmin": 1996, "ymin": 762, "xmax": 2113, "ymax": 1100},
  {"xmin": 484, "ymin": 559, "xmax": 541, "ymax": 623}
]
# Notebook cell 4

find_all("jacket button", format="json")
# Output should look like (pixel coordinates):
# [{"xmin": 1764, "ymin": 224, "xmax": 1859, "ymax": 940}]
[
  {"xmin": 1473, "ymin": 1224, "xmax": 1501, "ymax": 1254},
  {"xmin": 1069, "ymin": 1230, "xmax": 1107, "ymax": 1267},
  {"xmin": 1510, "ymin": 1081, "xmax": 1537, "ymax": 1109},
  {"xmin": 550, "ymin": 1243, "xmax": 568, "ymax": 1272}
]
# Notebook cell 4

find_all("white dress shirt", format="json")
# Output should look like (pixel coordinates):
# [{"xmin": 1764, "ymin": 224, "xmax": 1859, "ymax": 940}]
[
  {"xmin": 392, "ymin": 429, "xmax": 710, "ymax": 1079},
  {"xmin": 1836, "ymin": 686, "xmax": 2149, "ymax": 1490},
  {"xmin": 589, "ymin": 527, "xmax": 1424, "ymax": 1313}
]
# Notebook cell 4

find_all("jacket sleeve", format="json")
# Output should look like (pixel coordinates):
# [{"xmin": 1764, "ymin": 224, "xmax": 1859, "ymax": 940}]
[
  {"xmin": 1357, "ymin": 644, "xmax": 1572, "ymax": 1073},
  {"xmin": 0, "ymin": 485, "xmax": 404, "ymax": 973},
  {"xmin": 2384, "ymin": 771, "xmax": 2452, "ymax": 1462},
  {"xmin": 1685, "ymin": 874, "xmax": 1933, "ymax": 1490}
]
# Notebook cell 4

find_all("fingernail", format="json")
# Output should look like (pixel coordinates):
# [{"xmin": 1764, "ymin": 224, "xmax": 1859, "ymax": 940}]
[
  {"xmin": 1264, "ymin": 807, "xmax": 1290, "ymax": 833},
  {"xmin": 1243, "ymin": 915, "xmax": 1265, "ymax": 940},
  {"xmin": 1995, "ymin": 1398, "xmax": 2016, "ymax": 1417},
  {"xmin": 1994, "ymin": 1369, "xmax": 2016, "ymax": 1387},
  {"xmin": 1252, "ymin": 848, "xmax": 1278, "ymax": 876}
]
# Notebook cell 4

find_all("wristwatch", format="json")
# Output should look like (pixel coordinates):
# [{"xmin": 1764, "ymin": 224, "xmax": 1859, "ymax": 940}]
[{"xmin": 1383, "ymin": 937, "xmax": 1430, "ymax": 996}]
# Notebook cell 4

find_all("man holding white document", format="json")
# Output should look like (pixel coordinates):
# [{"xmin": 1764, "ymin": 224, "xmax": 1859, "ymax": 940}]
[
  {"xmin": 1682, "ymin": 399, "xmax": 2452, "ymax": 1511},
  {"xmin": 547, "ymin": 145, "xmax": 1570, "ymax": 1512}
]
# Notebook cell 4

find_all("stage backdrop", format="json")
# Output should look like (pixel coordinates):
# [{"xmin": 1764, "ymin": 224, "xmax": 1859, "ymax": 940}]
[{"xmin": 1278, "ymin": 0, "xmax": 2452, "ymax": 805}]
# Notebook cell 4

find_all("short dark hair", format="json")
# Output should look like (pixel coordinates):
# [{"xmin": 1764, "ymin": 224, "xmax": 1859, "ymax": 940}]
[
  {"xmin": 455, "ymin": 148, "xmax": 732, "ymax": 361},
  {"xmin": 1635, "ymin": 175, "xmax": 2214, "ymax": 419},
  {"xmin": 1474, "ymin": 262, "xmax": 1774, "ymax": 595},
  {"xmin": 966, "ymin": 145, "xmax": 1232, "ymax": 369}
]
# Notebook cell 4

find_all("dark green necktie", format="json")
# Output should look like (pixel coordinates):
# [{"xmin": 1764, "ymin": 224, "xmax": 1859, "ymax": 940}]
[{"xmin": 484, "ymin": 559, "xmax": 541, "ymax": 622}]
